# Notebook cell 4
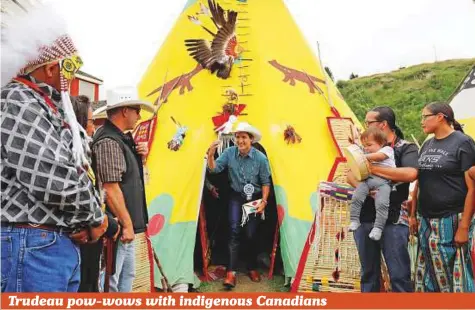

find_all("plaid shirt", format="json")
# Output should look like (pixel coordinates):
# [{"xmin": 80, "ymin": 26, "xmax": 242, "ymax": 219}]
[
  {"xmin": 93, "ymin": 138, "xmax": 126, "ymax": 186},
  {"xmin": 1, "ymin": 76, "xmax": 104, "ymax": 228}
]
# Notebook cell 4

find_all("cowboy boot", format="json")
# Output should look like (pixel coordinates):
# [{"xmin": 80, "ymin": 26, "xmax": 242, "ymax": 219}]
[
  {"xmin": 248, "ymin": 270, "xmax": 261, "ymax": 282},
  {"xmin": 223, "ymin": 271, "xmax": 236, "ymax": 288}
]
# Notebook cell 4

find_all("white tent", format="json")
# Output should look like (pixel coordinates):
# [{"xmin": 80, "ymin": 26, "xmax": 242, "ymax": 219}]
[{"xmin": 449, "ymin": 66, "xmax": 475, "ymax": 138}]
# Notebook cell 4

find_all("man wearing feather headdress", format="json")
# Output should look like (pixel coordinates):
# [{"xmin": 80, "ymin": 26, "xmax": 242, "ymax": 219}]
[
  {"xmin": 1, "ymin": 3, "xmax": 106, "ymax": 292},
  {"xmin": 185, "ymin": 0, "xmax": 244, "ymax": 79}
]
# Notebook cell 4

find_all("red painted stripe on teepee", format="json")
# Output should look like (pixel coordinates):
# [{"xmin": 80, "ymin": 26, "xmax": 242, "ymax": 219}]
[{"xmin": 291, "ymin": 211, "xmax": 317, "ymax": 292}]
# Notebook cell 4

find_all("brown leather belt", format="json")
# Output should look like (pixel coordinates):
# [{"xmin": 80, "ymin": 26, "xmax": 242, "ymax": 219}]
[{"xmin": 9, "ymin": 223, "xmax": 73, "ymax": 233}]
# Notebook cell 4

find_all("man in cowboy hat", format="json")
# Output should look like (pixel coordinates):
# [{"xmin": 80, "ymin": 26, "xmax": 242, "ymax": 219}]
[
  {"xmin": 207, "ymin": 122, "xmax": 271, "ymax": 288},
  {"xmin": 91, "ymin": 86, "xmax": 154, "ymax": 292},
  {"xmin": 1, "ymin": 4, "xmax": 107, "ymax": 292},
  {"xmin": 92, "ymin": 105, "xmax": 108, "ymax": 130}
]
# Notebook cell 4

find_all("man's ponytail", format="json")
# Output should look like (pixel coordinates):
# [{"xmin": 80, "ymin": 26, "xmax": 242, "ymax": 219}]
[{"xmin": 370, "ymin": 106, "xmax": 405, "ymax": 140}]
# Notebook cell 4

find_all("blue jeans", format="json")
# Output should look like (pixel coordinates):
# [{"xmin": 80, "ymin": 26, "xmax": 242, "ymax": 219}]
[
  {"xmin": 228, "ymin": 192, "xmax": 261, "ymax": 271},
  {"xmin": 353, "ymin": 222, "xmax": 412, "ymax": 292},
  {"xmin": 109, "ymin": 240, "xmax": 135, "ymax": 292},
  {"xmin": 1, "ymin": 225, "xmax": 80, "ymax": 292}
]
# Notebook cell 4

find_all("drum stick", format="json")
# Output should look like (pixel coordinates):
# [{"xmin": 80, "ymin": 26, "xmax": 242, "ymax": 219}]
[
  {"xmin": 152, "ymin": 245, "xmax": 172, "ymax": 292},
  {"xmin": 411, "ymin": 134, "xmax": 421, "ymax": 149}
]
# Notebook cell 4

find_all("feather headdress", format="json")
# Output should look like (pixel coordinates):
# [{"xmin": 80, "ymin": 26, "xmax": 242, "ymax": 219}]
[{"xmin": 1, "ymin": 1, "xmax": 87, "ymax": 167}]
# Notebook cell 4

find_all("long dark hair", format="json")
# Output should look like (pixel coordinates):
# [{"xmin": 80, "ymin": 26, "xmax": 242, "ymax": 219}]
[
  {"xmin": 71, "ymin": 95, "xmax": 91, "ymax": 129},
  {"xmin": 425, "ymin": 102, "xmax": 464, "ymax": 133},
  {"xmin": 370, "ymin": 106, "xmax": 405, "ymax": 139}
]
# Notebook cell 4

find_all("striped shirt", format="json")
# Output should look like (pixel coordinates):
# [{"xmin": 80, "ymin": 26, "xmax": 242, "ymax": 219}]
[{"xmin": 93, "ymin": 138, "xmax": 126, "ymax": 186}]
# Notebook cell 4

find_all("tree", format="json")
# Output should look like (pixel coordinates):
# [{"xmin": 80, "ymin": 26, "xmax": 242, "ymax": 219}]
[
  {"xmin": 336, "ymin": 80, "xmax": 347, "ymax": 90},
  {"xmin": 324, "ymin": 66, "xmax": 334, "ymax": 81}
]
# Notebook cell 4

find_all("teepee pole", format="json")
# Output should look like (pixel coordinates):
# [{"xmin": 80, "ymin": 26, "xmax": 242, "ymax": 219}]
[{"xmin": 316, "ymin": 41, "xmax": 339, "ymax": 117}]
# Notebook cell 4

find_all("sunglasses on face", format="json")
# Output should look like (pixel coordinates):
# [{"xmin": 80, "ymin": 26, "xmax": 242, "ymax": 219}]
[{"xmin": 127, "ymin": 107, "xmax": 141, "ymax": 114}]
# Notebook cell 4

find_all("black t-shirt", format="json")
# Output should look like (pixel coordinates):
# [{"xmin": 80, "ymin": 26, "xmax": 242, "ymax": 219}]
[
  {"xmin": 418, "ymin": 131, "xmax": 475, "ymax": 218},
  {"xmin": 360, "ymin": 138, "xmax": 419, "ymax": 224}
]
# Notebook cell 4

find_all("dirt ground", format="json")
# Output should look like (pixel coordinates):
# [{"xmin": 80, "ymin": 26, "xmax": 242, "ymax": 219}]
[{"xmin": 198, "ymin": 273, "xmax": 287, "ymax": 293}]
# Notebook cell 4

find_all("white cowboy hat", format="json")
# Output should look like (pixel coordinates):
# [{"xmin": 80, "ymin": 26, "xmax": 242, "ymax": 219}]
[
  {"xmin": 233, "ymin": 122, "xmax": 262, "ymax": 143},
  {"xmin": 92, "ymin": 105, "xmax": 107, "ymax": 120},
  {"xmin": 105, "ymin": 86, "xmax": 154, "ymax": 113}
]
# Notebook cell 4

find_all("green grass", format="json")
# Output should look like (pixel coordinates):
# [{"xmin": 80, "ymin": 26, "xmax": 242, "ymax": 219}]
[
  {"xmin": 197, "ymin": 274, "xmax": 286, "ymax": 293},
  {"xmin": 337, "ymin": 58, "xmax": 475, "ymax": 143}
]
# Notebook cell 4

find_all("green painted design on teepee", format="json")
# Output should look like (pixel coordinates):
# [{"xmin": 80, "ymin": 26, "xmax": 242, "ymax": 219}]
[
  {"xmin": 273, "ymin": 185, "xmax": 312, "ymax": 277},
  {"xmin": 310, "ymin": 192, "xmax": 319, "ymax": 215},
  {"xmin": 148, "ymin": 194, "xmax": 200, "ymax": 288}
]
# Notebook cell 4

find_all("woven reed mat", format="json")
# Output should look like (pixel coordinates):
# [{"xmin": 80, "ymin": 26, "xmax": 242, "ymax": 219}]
[
  {"xmin": 327, "ymin": 118, "xmax": 354, "ymax": 155},
  {"xmin": 326, "ymin": 117, "xmax": 354, "ymax": 187},
  {"xmin": 330, "ymin": 161, "xmax": 350, "ymax": 185},
  {"xmin": 298, "ymin": 182, "xmax": 392, "ymax": 292},
  {"xmin": 132, "ymin": 232, "xmax": 152, "ymax": 292}
]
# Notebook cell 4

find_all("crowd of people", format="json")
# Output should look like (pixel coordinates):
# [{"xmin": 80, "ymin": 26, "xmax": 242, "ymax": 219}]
[
  {"xmin": 0, "ymin": 4, "xmax": 159, "ymax": 293},
  {"xmin": 1, "ymin": 62, "xmax": 153, "ymax": 292},
  {"xmin": 348, "ymin": 105, "xmax": 475, "ymax": 293}
]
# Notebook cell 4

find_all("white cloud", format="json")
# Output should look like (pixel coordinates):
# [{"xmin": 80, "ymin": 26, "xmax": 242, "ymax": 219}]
[{"xmin": 286, "ymin": 0, "xmax": 475, "ymax": 79}]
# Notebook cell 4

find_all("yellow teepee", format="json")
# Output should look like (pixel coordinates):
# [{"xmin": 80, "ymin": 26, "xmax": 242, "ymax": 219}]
[{"xmin": 136, "ymin": 0, "xmax": 359, "ymax": 289}]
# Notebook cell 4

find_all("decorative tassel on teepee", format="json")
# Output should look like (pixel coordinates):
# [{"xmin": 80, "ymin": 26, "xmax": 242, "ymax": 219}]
[
  {"xmin": 211, "ymin": 88, "xmax": 246, "ymax": 155},
  {"xmin": 216, "ymin": 115, "xmax": 237, "ymax": 155},
  {"xmin": 167, "ymin": 116, "xmax": 187, "ymax": 151},
  {"xmin": 284, "ymin": 125, "xmax": 302, "ymax": 144}
]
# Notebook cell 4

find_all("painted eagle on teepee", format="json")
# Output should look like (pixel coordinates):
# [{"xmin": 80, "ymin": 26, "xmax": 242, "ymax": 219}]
[{"xmin": 184, "ymin": 0, "xmax": 242, "ymax": 79}]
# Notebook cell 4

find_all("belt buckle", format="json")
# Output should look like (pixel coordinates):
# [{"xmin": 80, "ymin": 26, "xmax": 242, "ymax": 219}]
[{"xmin": 28, "ymin": 223, "xmax": 64, "ymax": 233}]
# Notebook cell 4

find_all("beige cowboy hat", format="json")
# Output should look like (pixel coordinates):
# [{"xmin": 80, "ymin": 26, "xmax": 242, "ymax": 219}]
[
  {"xmin": 233, "ymin": 122, "xmax": 262, "ymax": 143},
  {"xmin": 92, "ymin": 105, "xmax": 107, "ymax": 120},
  {"xmin": 105, "ymin": 86, "xmax": 154, "ymax": 113}
]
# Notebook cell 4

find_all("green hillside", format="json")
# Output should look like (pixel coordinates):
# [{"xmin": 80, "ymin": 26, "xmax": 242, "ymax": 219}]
[{"xmin": 337, "ymin": 58, "xmax": 475, "ymax": 143}]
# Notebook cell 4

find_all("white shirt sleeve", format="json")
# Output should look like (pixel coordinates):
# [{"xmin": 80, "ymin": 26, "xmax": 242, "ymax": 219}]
[{"xmin": 378, "ymin": 146, "xmax": 395, "ymax": 161}]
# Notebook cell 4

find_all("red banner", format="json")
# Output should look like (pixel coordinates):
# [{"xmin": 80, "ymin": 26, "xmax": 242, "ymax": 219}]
[
  {"xmin": 133, "ymin": 117, "xmax": 157, "ymax": 159},
  {"xmin": 134, "ymin": 118, "xmax": 155, "ymax": 144}
]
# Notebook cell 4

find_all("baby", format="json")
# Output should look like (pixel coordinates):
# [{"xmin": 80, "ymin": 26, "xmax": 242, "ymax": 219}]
[{"xmin": 349, "ymin": 127, "xmax": 396, "ymax": 241}]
